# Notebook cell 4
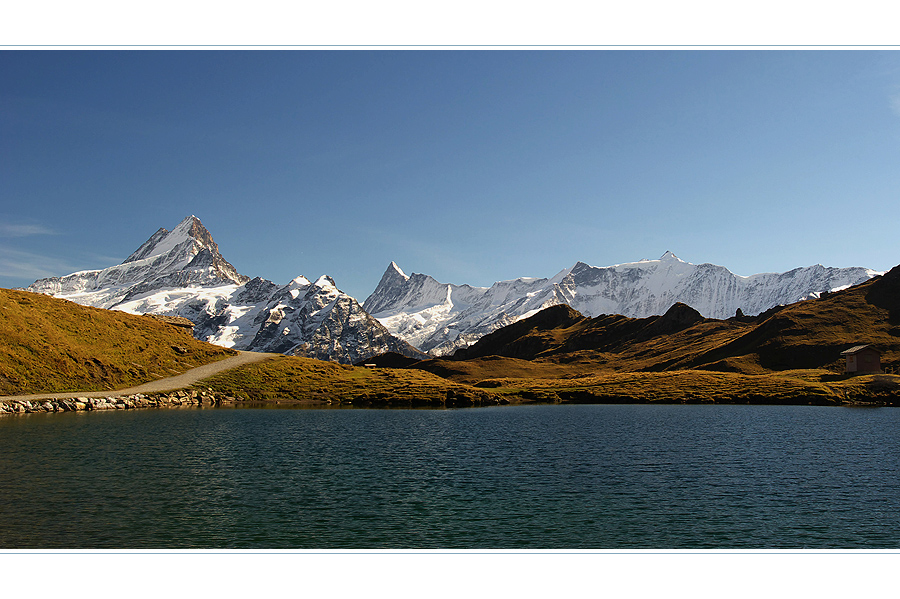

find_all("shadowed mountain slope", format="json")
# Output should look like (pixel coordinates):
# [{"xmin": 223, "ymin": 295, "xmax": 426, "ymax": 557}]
[
  {"xmin": 412, "ymin": 264, "xmax": 900, "ymax": 383},
  {"xmin": 685, "ymin": 263, "xmax": 900, "ymax": 372}
]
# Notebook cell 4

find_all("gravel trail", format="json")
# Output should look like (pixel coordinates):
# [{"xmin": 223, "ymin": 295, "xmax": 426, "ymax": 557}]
[{"xmin": 0, "ymin": 351, "xmax": 279, "ymax": 402}]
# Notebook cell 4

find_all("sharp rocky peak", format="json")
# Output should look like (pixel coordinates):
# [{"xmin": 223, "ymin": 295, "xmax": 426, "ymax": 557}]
[
  {"xmin": 659, "ymin": 250, "xmax": 681, "ymax": 261},
  {"xmin": 123, "ymin": 215, "xmax": 217, "ymax": 264},
  {"xmin": 27, "ymin": 215, "xmax": 249, "ymax": 306},
  {"xmin": 313, "ymin": 275, "xmax": 338, "ymax": 289},
  {"xmin": 362, "ymin": 261, "xmax": 417, "ymax": 314},
  {"xmin": 388, "ymin": 261, "xmax": 408, "ymax": 280},
  {"xmin": 26, "ymin": 216, "xmax": 424, "ymax": 364}
]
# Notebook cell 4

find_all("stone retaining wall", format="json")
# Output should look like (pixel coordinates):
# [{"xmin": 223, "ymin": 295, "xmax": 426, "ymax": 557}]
[{"xmin": 0, "ymin": 389, "xmax": 235, "ymax": 415}]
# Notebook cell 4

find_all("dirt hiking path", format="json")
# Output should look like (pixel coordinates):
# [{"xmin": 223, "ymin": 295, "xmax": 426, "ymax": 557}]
[{"xmin": 0, "ymin": 351, "xmax": 279, "ymax": 402}]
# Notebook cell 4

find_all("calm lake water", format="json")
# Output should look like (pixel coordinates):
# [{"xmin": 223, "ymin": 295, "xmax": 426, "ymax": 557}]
[{"xmin": 1, "ymin": 404, "xmax": 898, "ymax": 548}]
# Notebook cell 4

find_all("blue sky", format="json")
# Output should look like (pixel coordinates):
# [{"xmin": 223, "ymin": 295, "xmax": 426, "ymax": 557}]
[{"xmin": 2, "ymin": 50, "xmax": 900, "ymax": 301}]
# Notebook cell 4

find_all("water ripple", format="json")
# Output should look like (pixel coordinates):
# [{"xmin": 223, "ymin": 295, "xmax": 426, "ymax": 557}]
[{"xmin": 1, "ymin": 404, "xmax": 899, "ymax": 548}]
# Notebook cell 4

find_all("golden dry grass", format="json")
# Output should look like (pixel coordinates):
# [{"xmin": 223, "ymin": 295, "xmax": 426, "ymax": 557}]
[
  {"xmin": 196, "ymin": 355, "xmax": 496, "ymax": 406},
  {"xmin": 194, "ymin": 355, "xmax": 900, "ymax": 407},
  {"xmin": 0, "ymin": 288, "xmax": 235, "ymax": 395},
  {"xmin": 472, "ymin": 370, "xmax": 900, "ymax": 406}
]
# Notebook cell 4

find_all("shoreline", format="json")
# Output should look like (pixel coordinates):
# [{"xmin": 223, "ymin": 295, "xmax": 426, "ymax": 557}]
[
  {"xmin": 0, "ymin": 388, "xmax": 516, "ymax": 415},
  {"xmin": 1, "ymin": 390, "xmax": 892, "ymax": 416},
  {"xmin": 0, "ymin": 389, "xmax": 238, "ymax": 415}
]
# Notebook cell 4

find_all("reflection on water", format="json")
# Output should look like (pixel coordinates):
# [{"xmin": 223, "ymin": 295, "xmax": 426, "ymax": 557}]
[{"xmin": 1, "ymin": 404, "xmax": 899, "ymax": 548}]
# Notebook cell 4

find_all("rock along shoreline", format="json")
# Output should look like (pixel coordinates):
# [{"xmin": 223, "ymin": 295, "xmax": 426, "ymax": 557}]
[
  {"xmin": 1, "ymin": 387, "xmax": 894, "ymax": 415},
  {"xmin": 0, "ymin": 389, "xmax": 235, "ymax": 416}
]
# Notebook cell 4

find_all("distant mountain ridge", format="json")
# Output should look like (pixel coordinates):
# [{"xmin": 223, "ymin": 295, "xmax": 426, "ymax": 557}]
[
  {"xmin": 439, "ymin": 263, "xmax": 900, "ymax": 375},
  {"xmin": 364, "ymin": 252, "xmax": 881, "ymax": 356},
  {"xmin": 28, "ymin": 216, "xmax": 424, "ymax": 364},
  {"xmin": 24, "ymin": 217, "xmax": 883, "ymax": 362}
]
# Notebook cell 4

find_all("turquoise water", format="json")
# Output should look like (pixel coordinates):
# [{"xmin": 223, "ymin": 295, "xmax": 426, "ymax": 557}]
[{"xmin": 1, "ymin": 404, "xmax": 899, "ymax": 548}]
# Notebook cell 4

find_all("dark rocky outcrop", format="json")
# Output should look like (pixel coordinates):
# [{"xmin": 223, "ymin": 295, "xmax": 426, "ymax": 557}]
[{"xmin": 145, "ymin": 314, "xmax": 195, "ymax": 330}]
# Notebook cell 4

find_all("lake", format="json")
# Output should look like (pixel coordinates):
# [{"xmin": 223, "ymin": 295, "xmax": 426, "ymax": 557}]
[{"xmin": 1, "ymin": 404, "xmax": 898, "ymax": 548}]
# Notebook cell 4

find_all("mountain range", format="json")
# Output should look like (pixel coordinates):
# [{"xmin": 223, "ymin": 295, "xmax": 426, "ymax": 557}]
[
  {"xmin": 27, "ymin": 216, "xmax": 424, "ymax": 364},
  {"xmin": 363, "ymin": 253, "xmax": 879, "ymax": 355},
  {"xmin": 26, "ymin": 215, "xmax": 881, "ymax": 362},
  {"xmin": 420, "ymin": 261, "xmax": 900, "ymax": 378}
]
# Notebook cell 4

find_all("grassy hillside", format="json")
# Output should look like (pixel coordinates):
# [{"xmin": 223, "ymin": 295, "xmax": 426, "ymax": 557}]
[
  {"xmin": 0, "ymin": 288, "xmax": 235, "ymax": 395},
  {"xmin": 465, "ymin": 369, "xmax": 900, "ymax": 406},
  {"xmin": 686, "ymin": 266, "xmax": 900, "ymax": 371},
  {"xmin": 196, "ymin": 355, "xmax": 497, "ymax": 406},
  {"xmin": 196, "ymin": 358, "xmax": 900, "ymax": 407}
]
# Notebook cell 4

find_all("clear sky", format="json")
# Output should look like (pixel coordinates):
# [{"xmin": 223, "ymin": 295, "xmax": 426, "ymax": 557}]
[{"xmin": 2, "ymin": 50, "xmax": 900, "ymax": 301}]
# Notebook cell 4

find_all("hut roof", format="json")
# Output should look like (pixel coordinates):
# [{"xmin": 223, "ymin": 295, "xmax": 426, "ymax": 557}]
[{"xmin": 840, "ymin": 345, "xmax": 880, "ymax": 356}]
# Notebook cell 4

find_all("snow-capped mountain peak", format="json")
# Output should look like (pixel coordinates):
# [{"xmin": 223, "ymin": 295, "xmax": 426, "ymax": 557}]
[
  {"xmin": 313, "ymin": 274, "xmax": 338, "ymax": 290},
  {"xmin": 364, "ymin": 254, "xmax": 881, "ymax": 356},
  {"xmin": 659, "ymin": 250, "xmax": 682, "ymax": 262},
  {"xmin": 27, "ymin": 216, "xmax": 425, "ymax": 363},
  {"xmin": 361, "ymin": 261, "xmax": 426, "ymax": 315},
  {"xmin": 388, "ymin": 261, "xmax": 408, "ymax": 280},
  {"xmin": 27, "ymin": 215, "xmax": 248, "ymax": 308},
  {"xmin": 124, "ymin": 215, "xmax": 210, "ymax": 264}
]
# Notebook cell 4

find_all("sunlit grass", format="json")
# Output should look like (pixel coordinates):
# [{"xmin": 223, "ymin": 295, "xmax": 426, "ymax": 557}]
[
  {"xmin": 197, "ymin": 355, "xmax": 494, "ymax": 406},
  {"xmin": 475, "ymin": 370, "xmax": 900, "ymax": 405},
  {"xmin": 1, "ymin": 288, "xmax": 234, "ymax": 395},
  {"xmin": 195, "ymin": 355, "xmax": 900, "ymax": 407}
]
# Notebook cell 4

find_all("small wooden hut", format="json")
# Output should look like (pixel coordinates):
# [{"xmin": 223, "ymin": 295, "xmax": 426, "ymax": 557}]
[{"xmin": 840, "ymin": 345, "xmax": 882, "ymax": 374}]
